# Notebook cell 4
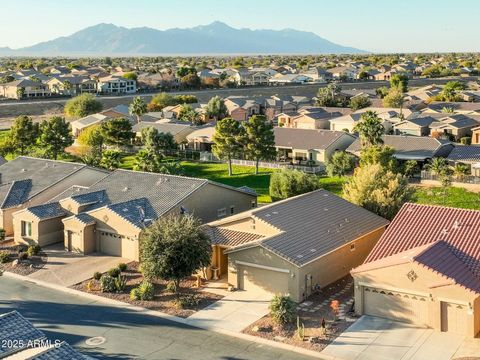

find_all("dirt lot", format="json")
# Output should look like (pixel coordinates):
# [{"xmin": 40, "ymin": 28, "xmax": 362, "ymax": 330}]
[
  {"xmin": 72, "ymin": 262, "xmax": 223, "ymax": 318},
  {"xmin": 243, "ymin": 276, "xmax": 357, "ymax": 352}
]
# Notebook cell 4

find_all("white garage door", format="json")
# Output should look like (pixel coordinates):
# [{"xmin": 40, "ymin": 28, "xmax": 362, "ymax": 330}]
[
  {"xmin": 363, "ymin": 287, "xmax": 429, "ymax": 326},
  {"xmin": 441, "ymin": 302, "xmax": 468, "ymax": 335},
  {"xmin": 238, "ymin": 265, "xmax": 289, "ymax": 296},
  {"xmin": 99, "ymin": 231, "xmax": 137, "ymax": 259}
]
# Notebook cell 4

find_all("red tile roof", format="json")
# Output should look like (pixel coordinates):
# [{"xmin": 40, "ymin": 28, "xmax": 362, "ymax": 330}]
[{"xmin": 363, "ymin": 203, "xmax": 480, "ymax": 291}]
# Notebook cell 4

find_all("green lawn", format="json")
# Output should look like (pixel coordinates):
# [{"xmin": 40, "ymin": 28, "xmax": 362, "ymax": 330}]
[{"xmin": 411, "ymin": 186, "xmax": 480, "ymax": 210}]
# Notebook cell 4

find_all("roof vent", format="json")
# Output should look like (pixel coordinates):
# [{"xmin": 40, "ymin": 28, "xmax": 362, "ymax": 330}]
[
  {"xmin": 453, "ymin": 220, "xmax": 460, "ymax": 230},
  {"xmin": 441, "ymin": 229, "xmax": 448, "ymax": 235},
  {"xmin": 265, "ymin": 214, "xmax": 271, "ymax": 217},
  {"xmin": 21, "ymin": 168, "xmax": 26, "ymax": 172},
  {"xmin": 297, "ymin": 254, "xmax": 304, "ymax": 259},
  {"xmin": 272, "ymin": 211, "xmax": 278, "ymax": 215},
  {"xmin": 156, "ymin": 179, "xmax": 163, "ymax": 185},
  {"xmin": 324, "ymin": 208, "xmax": 328, "ymax": 211},
  {"xmin": 122, "ymin": 186, "xmax": 129, "ymax": 192},
  {"xmin": 310, "ymin": 249, "xmax": 317, "ymax": 252},
  {"xmin": 123, "ymin": 208, "xmax": 128, "ymax": 212},
  {"xmin": 345, "ymin": 218, "xmax": 349, "ymax": 223}
]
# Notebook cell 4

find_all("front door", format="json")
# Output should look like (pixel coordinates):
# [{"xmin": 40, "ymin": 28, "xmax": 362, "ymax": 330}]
[{"xmin": 67, "ymin": 231, "xmax": 72, "ymax": 252}]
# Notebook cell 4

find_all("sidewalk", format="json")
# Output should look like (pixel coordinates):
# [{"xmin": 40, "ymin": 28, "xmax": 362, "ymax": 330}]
[{"xmin": 2, "ymin": 271, "xmax": 330, "ymax": 360}]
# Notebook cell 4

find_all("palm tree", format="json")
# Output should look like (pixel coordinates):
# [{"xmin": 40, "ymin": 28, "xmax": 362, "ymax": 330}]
[
  {"xmin": 129, "ymin": 96, "xmax": 147, "ymax": 123},
  {"xmin": 425, "ymin": 157, "xmax": 450, "ymax": 175},
  {"xmin": 354, "ymin": 111, "xmax": 385, "ymax": 148}
]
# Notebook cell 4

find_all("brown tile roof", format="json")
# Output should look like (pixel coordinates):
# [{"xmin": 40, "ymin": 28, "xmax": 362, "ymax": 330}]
[
  {"xmin": 361, "ymin": 203, "xmax": 480, "ymax": 291},
  {"xmin": 204, "ymin": 226, "xmax": 263, "ymax": 247},
  {"xmin": 274, "ymin": 128, "xmax": 354, "ymax": 151}
]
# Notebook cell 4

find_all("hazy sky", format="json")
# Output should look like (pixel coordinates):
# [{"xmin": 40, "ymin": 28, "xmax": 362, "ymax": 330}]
[{"xmin": 1, "ymin": 0, "xmax": 479, "ymax": 53}]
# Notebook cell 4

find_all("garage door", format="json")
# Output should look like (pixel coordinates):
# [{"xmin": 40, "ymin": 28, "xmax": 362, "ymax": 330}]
[
  {"xmin": 99, "ymin": 231, "xmax": 137, "ymax": 259},
  {"xmin": 238, "ymin": 265, "xmax": 289, "ymax": 295},
  {"xmin": 441, "ymin": 302, "xmax": 468, "ymax": 335},
  {"xmin": 363, "ymin": 287, "xmax": 428, "ymax": 326}
]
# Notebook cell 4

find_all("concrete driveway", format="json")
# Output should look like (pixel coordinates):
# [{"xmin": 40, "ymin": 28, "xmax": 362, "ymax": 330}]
[
  {"xmin": 28, "ymin": 244, "xmax": 129, "ymax": 287},
  {"xmin": 186, "ymin": 288, "xmax": 271, "ymax": 332},
  {"xmin": 322, "ymin": 315, "xmax": 479, "ymax": 360}
]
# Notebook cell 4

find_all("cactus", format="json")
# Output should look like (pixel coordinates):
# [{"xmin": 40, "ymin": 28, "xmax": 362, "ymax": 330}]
[{"xmin": 296, "ymin": 316, "xmax": 305, "ymax": 341}]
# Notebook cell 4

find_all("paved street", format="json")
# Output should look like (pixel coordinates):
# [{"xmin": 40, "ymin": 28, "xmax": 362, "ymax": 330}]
[{"xmin": 0, "ymin": 276, "xmax": 316, "ymax": 360}]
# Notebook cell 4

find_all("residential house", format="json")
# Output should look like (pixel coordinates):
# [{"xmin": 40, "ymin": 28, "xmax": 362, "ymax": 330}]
[
  {"xmin": 268, "ymin": 73, "xmax": 311, "ymax": 85},
  {"xmin": 224, "ymin": 97, "xmax": 261, "ymax": 121},
  {"xmin": 0, "ymin": 79, "xmax": 50, "ymax": 99},
  {"xmin": 429, "ymin": 114, "xmax": 480, "ymax": 141},
  {"xmin": 352, "ymin": 203, "xmax": 480, "ymax": 337},
  {"xmin": 46, "ymin": 75, "xmax": 97, "ymax": 96},
  {"xmin": 330, "ymin": 107, "xmax": 411, "ymax": 133},
  {"xmin": 273, "ymin": 128, "xmax": 356, "ymax": 165},
  {"xmin": 0, "ymin": 157, "xmax": 108, "ymax": 235},
  {"xmin": 327, "ymin": 66, "xmax": 358, "ymax": 81},
  {"xmin": 97, "ymin": 75, "xmax": 136, "ymax": 94},
  {"xmin": 472, "ymin": 126, "xmax": 480, "ymax": 144},
  {"xmin": 347, "ymin": 135, "xmax": 454, "ymax": 162},
  {"xmin": 299, "ymin": 68, "xmax": 330, "ymax": 83},
  {"xmin": 13, "ymin": 170, "xmax": 257, "ymax": 259},
  {"xmin": 204, "ymin": 190, "xmax": 389, "ymax": 301},
  {"xmin": 421, "ymin": 102, "xmax": 480, "ymax": 115},
  {"xmin": 186, "ymin": 125, "xmax": 215, "ymax": 151},
  {"xmin": 132, "ymin": 122, "xmax": 196, "ymax": 145},
  {"xmin": 447, "ymin": 145, "xmax": 480, "ymax": 176},
  {"xmin": 393, "ymin": 116, "xmax": 437, "ymax": 136},
  {"xmin": 277, "ymin": 107, "xmax": 344, "ymax": 130},
  {"xmin": 71, "ymin": 113, "xmax": 108, "ymax": 138}
]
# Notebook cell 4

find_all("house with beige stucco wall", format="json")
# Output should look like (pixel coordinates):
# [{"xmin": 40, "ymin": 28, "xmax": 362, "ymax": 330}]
[
  {"xmin": 204, "ymin": 190, "xmax": 389, "ymax": 302},
  {"xmin": 273, "ymin": 127, "xmax": 356, "ymax": 166},
  {"xmin": 0, "ymin": 157, "xmax": 108, "ymax": 236},
  {"xmin": 13, "ymin": 169, "xmax": 257, "ymax": 260},
  {"xmin": 352, "ymin": 203, "xmax": 480, "ymax": 337}
]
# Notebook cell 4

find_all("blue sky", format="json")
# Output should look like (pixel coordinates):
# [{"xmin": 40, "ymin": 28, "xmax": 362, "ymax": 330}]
[{"xmin": 1, "ymin": 0, "xmax": 479, "ymax": 52}]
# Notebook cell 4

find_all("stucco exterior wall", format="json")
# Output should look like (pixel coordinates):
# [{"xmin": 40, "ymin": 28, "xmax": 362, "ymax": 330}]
[{"xmin": 353, "ymin": 262, "xmax": 479, "ymax": 337}]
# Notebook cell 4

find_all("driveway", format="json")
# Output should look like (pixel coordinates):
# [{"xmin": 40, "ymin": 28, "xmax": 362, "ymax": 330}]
[
  {"xmin": 28, "ymin": 244, "xmax": 129, "ymax": 287},
  {"xmin": 186, "ymin": 288, "xmax": 271, "ymax": 332},
  {"xmin": 322, "ymin": 315, "xmax": 480, "ymax": 360}
]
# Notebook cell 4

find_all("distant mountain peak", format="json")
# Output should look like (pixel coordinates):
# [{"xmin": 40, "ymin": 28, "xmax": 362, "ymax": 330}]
[{"xmin": 4, "ymin": 22, "xmax": 366, "ymax": 55}]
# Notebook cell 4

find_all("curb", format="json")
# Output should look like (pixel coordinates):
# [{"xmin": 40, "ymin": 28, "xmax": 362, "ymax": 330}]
[{"xmin": 3, "ymin": 271, "xmax": 334, "ymax": 360}]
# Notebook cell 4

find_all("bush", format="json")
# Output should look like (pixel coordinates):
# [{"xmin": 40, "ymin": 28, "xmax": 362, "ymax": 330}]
[
  {"xmin": 18, "ymin": 252, "xmax": 28, "ymax": 260},
  {"xmin": 325, "ymin": 151, "xmax": 355, "ymax": 177},
  {"xmin": 26, "ymin": 245, "xmax": 41, "ymax": 257},
  {"xmin": 118, "ymin": 263, "xmax": 128, "ymax": 272},
  {"xmin": 269, "ymin": 169, "xmax": 320, "ymax": 201},
  {"xmin": 0, "ymin": 251, "xmax": 11, "ymax": 263},
  {"xmin": 175, "ymin": 294, "xmax": 200, "ymax": 309},
  {"xmin": 130, "ymin": 288, "xmax": 141, "ymax": 300},
  {"xmin": 165, "ymin": 281, "xmax": 177, "ymax": 294},
  {"xmin": 100, "ymin": 275, "xmax": 116, "ymax": 293},
  {"xmin": 269, "ymin": 295, "xmax": 297, "ymax": 325},
  {"xmin": 64, "ymin": 93, "xmax": 103, "ymax": 118},
  {"xmin": 460, "ymin": 137, "xmax": 472, "ymax": 145},
  {"xmin": 93, "ymin": 271, "xmax": 102, "ymax": 281},
  {"xmin": 108, "ymin": 267, "xmax": 121, "ymax": 278},
  {"xmin": 130, "ymin": 281, "xmax": 155, "ymax": 301},
  {"xmin": 114, "ymin": 275, "xmax": 127, "ymax": 292},
  {"xmin": 17, "ymin": 245, "xmax": 27, "ymax": 253}
]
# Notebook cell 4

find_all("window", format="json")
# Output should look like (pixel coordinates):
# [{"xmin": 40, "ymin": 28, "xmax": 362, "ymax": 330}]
[
  {"xmin": 251, "ymin": 200, "xmax": 257, "ymax": 208},
  {"xmin": 350, "ymin": 243, "xmax": 356, "ymax": 251},
  {"xmin": 230, "ymin": 206, "xmax": 235, "ymax": 215},
  {"xmin": 217, "ymin": 208, "xmax": 227, "ymax": 218},
  {"xmin": 21, "ymin": 221, "xmax": 32, "ymax": 237}
]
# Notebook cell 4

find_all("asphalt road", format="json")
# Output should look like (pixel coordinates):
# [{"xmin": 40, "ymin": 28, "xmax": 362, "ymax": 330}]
[{"xmin": 0, "ymin": 276, "xmax": 315, "ymax": 360}]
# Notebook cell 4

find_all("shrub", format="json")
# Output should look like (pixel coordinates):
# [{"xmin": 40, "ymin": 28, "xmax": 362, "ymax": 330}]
[
  {"xmin": 175, "ymin": 294, "xmax": 200, "ymax": 309},
  {"xmin": 269, "ymin": 169, "xmax": 320, "ymax": 201},
  {"xmin": 130, "ymin": 288, "xmax": 141, "ymax": 300},
  {"xmin": 0, "ymin": 251, "xmax": 11, "ymax": 264},
  {"xmin": 269, "ymin": 295, "xmax": 297, "ymax": 325},
  {"xmin": 114, "ymin": 275, "xmax": 127, "ymax": 292},
  {"xmin": 100, "ymin": 275, "xmax": 116, "ymax": 293},
  {"xmin": 26, "ymin": 245, "xmax": 41, "ymax": 257},
  {"xmin": 460, "ymin": 137, "xmax": 472, "ymax": 145},
  {"xmin": 86, "ymin": 280, "xmax": 95, "ymax": 291},
  {"xmin": 18, "ymin": 252, "xmax": 28, "ymax": 260},
  {"xmin": 118, "ymin": 263, "xmax": 128, "ymax": 272},
  {"xmin": 130, "ymin": 281, "xmax": 155, "ymax": 301},
  {"xmin": 0, "ymin": 228, "xmax": 5, "ymax": 242},
  {"xmin": 17, "ymin": 245, "xmax": 27, "ymax": 253},
  {"xmin": 108, "ymin": 267, "xmax": 121, "ymax": 278},
  {"xmin": 93, "ymin": 271, "xmax": 102, "ymax": 281},
  {"xmin": 165, "ymin": 281, "xmax": 177, "ymax": 294}
]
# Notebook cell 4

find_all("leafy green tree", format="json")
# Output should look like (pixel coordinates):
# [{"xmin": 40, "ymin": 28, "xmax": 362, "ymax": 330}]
[
  {"xmin": 402, "ymin": 160, "xmax": 419, "ymax": 178},
  {"xmin": 325, "ymin": 151, "xmax": 355, "ymax": 177},
  {"xmin": 99, "ymin": 118, "xmax": 134, "ymax": 148},
  {"xmin": 437, "ymin": 81, "xmax": 466, "ymax": 102},
  {"xmin": 376, "ymin": 86, "xmax": 389, "ymax": 99},
  {"xmin": 64, "ymin": 94, "xmax": 103, "ymax": 118},
  {"xmin": 244, "ymin": 115, "xmax": 276, "ymax": 174},
  {"xmin": 141, "ymin": 126, "xmax": 160, "ymax": 154},
  {"xmin": 38, "ymin": 116, "xmax": 74, "ymax": 160},
  {"xmin": 148, "ymin": 92, "xmax": 175, "ymax": 111},
  {"xmin": 343, "ymin": 164, "xmax": 411, "ymax": 220},
  {"xmin": 383, "ymin": 87, "xmax": 405, "ymax": 109},
  {"xmin": 316, "ymin": 83, "xmax": 344, "ymax": 107},
  {"xmin": 353, "ymin": 111, "xmax": 384, "ymax": 148},
  {"xmin": 10, "ymin": 115, "xmax": 38, "ymax": 155},
  {"xmin": 129, "ymin": 96, "xmax": 147, "ymax": 123},
  {"xmin": 157, "ymin": 132, "xmax": 177, "ymax": 151},
  {"xmin": 269, "ymin": 169, "xmax": 320, "ymax": 201},
  {"xmin": 0, "ymin": 75, "xmax": 14, "ymax": 84},
  {"xmin": 181, "ymin": 73, "xmax": 201, "ymax": 89},
  {"xmin": 212, "ymin": 118, "xmax": 245, "ymax": 176},
  {"xmin": 122, "ymin": 72, "xmax": 138, "ymax": 81},
  {"xmin": 140, "ymin": 215, "xmax": 211, "ymax": 296},
  {"xmin": 178, "ymin": 104, "xmax": 202, "ymax": 125},
  {"xmin": 176, "ymin": 67, "xmax": 196, "ymax": 78},
  {"xmin": 350, "ymin": 95, "xmax": 372, "ymax": 111},
  {"xmin": 390, "ymin": 74, "xmax": 408, "ymax": 92},
  {"xmin": 100, "ymin": 149, "xmax": 121, "ymax": 170},
  {"xmin": 360, "ymin": 145, "xmax": 398, "ymax": 172},
  {"xmin": 205, "ymin": 96, "xmax": 228, "ymax": 121}
]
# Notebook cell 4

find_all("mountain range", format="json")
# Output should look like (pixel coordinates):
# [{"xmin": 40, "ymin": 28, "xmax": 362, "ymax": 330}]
[{"xmin": 0, "ymin": 22, "xmax": 366, "ymax": 56}]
